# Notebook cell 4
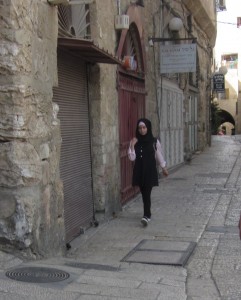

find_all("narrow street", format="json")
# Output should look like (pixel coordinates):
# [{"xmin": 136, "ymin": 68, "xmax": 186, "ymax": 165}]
[{"xmin": 0, "ymin": 135, "xmax": 241, "ymax": 299}]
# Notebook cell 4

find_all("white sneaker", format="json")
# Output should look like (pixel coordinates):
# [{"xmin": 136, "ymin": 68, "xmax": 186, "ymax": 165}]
[{"xmin": 141, "ymin": 217, "xmax": 150, "ymax": 226}]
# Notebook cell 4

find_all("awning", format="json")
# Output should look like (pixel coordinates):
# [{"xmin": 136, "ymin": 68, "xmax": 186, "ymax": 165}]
[{"xmin": 58, "ymin": 38, "xmax": 122, "ymax": 65}]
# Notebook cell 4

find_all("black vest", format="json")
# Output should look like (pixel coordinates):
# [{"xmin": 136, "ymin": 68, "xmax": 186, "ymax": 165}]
[{"xmin": 132, "ymin": 140, "xmax": 158, "ymax": 188}]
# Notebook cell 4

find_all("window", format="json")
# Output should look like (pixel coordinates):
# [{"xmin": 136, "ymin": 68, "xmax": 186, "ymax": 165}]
[
  {"xmin": 216, "ymin": 0, "xmax": 226, "ymax": 11},
  {"xmin": 221, "ymin": 53, "xmax": 238, "ymax": 69},
  {"xmin": 237, "ymin": 17, "xmax": 241, "ymax": 28}
]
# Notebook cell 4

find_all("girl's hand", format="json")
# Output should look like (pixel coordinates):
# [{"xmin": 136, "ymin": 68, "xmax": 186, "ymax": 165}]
[{"xmin": 162, "ymin": 167, "xmax": 168, "ymax": 177}]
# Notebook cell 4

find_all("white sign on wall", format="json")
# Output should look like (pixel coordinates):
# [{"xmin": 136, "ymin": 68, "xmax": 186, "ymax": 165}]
[{"xmin": 160, "ymin": 44, "xmax": 197, "ymax": 74}]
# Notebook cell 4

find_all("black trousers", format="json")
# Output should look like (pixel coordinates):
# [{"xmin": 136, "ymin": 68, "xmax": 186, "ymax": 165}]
[{"xmin": 140, "ymin": 186, "xmax": 153, "ymax": 218}]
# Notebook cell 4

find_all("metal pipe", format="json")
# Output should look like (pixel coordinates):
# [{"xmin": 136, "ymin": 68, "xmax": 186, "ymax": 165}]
[{"xmin": 117, "ymin": 0, "xmax": 121, "ymax": 15}]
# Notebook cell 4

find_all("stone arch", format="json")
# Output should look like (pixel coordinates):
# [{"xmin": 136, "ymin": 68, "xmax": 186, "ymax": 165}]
[
  {"xmin": 218, "ymin": 109, "xmax": 235, "ymax": 126},
  {"xmin": 217, "ymin": 108, "xmax": 236, "ymax": 135},
  {"xmin": 117, "ymin": 4, "xmax": 145, "ymax": 74}
]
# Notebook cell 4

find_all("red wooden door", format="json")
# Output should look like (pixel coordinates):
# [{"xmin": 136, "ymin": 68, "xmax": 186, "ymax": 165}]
[{"xmin": 119, "ymin": 73, "xmax": 145, "ymax": 205}]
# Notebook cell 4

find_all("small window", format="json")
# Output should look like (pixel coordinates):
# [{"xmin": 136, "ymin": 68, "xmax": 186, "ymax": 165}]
[
  {"xmin": 237, "ymin": 17, "xmax": 241, "ymax": 28},
  {"xmin": 221, "ymin": 53, "xmax": 238, "ymax": 69}
]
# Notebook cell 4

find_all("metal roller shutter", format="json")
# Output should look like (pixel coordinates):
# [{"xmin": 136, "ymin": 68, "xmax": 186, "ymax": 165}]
[{"xmin": 53, "ymin": 50, "xmax": 93, "ymax": 242}]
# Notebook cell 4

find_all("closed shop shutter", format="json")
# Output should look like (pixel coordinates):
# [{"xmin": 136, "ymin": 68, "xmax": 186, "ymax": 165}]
[{"xmin": 53, "ymin": 49, "xmax": 93, "ymax": 242}]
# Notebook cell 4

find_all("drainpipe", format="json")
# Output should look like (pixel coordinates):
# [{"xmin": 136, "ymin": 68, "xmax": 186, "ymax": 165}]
[{"xmin": 117, "ymin": 0, "xmax": 121, "ymax": 15}]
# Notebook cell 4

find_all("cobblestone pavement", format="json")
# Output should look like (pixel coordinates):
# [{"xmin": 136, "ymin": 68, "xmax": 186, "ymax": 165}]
[{"xmin": 1, "ymin": 135, "xmax": 241, "ymax": 299}]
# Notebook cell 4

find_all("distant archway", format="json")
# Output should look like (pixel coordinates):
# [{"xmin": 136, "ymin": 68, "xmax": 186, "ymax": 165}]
[
  {"xmin": 218, "ymin": 109, "xmax": 235, "ymax": 135},
  {"xmin": 218, "ymin": 109, "xmax": 235, "ymax": 126}
]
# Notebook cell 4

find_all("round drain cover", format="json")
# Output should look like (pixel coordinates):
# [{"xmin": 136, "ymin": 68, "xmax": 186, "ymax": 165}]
[{"xmin": 5, "ymin": 267, "xmax": 70, "ymax": 283}]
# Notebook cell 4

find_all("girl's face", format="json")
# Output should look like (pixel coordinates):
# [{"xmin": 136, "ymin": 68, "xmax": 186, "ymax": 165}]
[{"xmin": 138, "ymin": 123, "xmax": 147, "ymax": 135}]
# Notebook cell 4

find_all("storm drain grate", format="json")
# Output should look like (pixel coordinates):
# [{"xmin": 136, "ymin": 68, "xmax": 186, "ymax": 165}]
[
  {"xmin": 121, "ymin": 240, "xmax": 196, "ymax": 267},
  {"xmin": 5, "ymin": 267, "xmax": 70, "ymax": 283}
]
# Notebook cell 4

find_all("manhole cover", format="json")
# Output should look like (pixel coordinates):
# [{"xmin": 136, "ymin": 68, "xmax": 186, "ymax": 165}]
[
  {"xmin": 121, "ymin": 240, "xmax": 196, "ymax": 267},
  {"xmin": 5, "ymin": 267, "xmax": 70, "ymax": 283}
]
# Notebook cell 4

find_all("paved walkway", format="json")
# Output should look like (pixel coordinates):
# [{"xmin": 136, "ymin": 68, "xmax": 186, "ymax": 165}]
[{"xmin": 1, "ymin": 135, "xmax": 241, "ymax": 299}]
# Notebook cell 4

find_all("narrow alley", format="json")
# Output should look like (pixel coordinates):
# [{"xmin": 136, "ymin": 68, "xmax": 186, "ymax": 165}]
[{"xmin": 1, "ymin": 135, "xmax": 241, "ymax": 300}]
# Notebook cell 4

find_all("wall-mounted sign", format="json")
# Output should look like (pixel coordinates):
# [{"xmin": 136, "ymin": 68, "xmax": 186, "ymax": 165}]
[
  {"xmin": 160, "ymin": 44, "xmax": 196, "ymax": 74},
  {"xmin": 213, "ymin": 73, "xmax": 225, "ymax": 92}
]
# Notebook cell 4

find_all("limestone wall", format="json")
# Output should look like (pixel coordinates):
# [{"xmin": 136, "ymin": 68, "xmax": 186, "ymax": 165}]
[
  {"xmin": 0, "ymin": 0, "xmax": 216, "ymax": 257},
  {"xmin": 0, "ymin": 0, "xmax": 65, "ymax": 257},
  {"xmin": 88, "ymin": 1, "xmax": 122, "ymax": 214}
]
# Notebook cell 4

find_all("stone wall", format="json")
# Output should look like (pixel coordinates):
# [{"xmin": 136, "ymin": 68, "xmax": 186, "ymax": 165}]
[
  {"xmin": 0, "ymin": 0, "xmax": 216, "ymax": 257},
  {"xmin": 190, "ymin": 15, "xmax": 213, "ymax": 150},
  {"xmin": 88, "ymin": 1, "xmax": 121, "ymax": 215},
  {"xmin": 143, "ymin": 0, "xmax": 214, "ymax": 152},
  {"xmin": 0, "ymin": 0, "xmax": 65, "ymax": 257}
]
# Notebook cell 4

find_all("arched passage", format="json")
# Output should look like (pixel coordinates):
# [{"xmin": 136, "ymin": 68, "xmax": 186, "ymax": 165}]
[
  {"xmin": 217, "ymin": 109, "xmax": 235, "ymax": 135},
  {"xmin": 218, "ymin": 109, "xmax": 235, "ymax": 126}
]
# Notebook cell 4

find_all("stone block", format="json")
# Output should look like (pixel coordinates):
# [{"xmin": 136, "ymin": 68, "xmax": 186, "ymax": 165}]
[
  {"xmin": 39, "ymin": 143, "xmax": 50, "ymax": 160},
  {"xmin": 0, "ymin": 189, "xmax": 16, "ymax": 218},
  {"xmin": 0, "ymin": 141, "xmax": 42, "ymax": 187}
]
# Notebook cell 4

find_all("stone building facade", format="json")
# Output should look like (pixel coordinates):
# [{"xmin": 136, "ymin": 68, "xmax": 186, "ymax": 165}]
[
  {"xmin": 0, "ymin": 0, "xmax": 216, "ymax": 257},
  {"xmin": 0, "ymin": 0, "xmax": 65, "ymax": 257},
  {"xmin": 214, "ymin": 0, "xmax": 241, "ymax": 135}
]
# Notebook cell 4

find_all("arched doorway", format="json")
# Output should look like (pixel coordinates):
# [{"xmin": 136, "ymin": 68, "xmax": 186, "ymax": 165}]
[{"xmin": 117, "ymin": 6, "xmax": 145, "ymax": 205}]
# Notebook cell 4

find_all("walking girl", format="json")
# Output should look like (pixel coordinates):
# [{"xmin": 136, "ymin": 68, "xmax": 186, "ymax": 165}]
[{"xmin": 128, "ymin": 118, "xmax": 168, "ymax": 226}]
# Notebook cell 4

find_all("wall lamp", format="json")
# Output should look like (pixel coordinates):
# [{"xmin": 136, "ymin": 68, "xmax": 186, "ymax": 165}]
[
  {"xmin": 218, "ymin": 66, "xmax": 228, "ymax": 75},
  {"xmin": 148, "ymin": 17, "xmax": 196, "ymax": 46},
  {"xmin": 169, "ymin": 17, "xmax": 183, "ymax": 32}
]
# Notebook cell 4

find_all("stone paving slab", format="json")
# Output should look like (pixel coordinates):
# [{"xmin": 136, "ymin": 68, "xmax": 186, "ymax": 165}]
[
  {"xmin": 0, "ymin": 252, "xmax": 23, "ymax": 271},
  {"xmin": 2, "ymin": 136, "xmax": 241, "ymax": 299},
  {"xmin": 187, "ymin": 278, "xmax": 220, "ymax": 298},
  {"xmin": 0, "ymin": 279, "xmax": 80, "ymax": 299}
]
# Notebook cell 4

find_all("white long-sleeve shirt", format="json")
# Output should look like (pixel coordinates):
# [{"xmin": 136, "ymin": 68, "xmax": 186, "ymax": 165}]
[{"xmin": 128, "ymin": 139, "xmax": 167, "ymax": 168}]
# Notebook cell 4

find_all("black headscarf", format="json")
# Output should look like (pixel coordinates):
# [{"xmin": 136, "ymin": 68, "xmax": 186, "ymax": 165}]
[{"xmin": 135, "ymin": 118, "xmax": 155, "ymax": 143}]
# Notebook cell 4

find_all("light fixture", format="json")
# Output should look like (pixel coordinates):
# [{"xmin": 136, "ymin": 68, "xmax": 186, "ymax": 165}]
[
  {"xmin": 148, "ymin": 38, "xmax": 154, "ymax": 46},
  {"xmin": 219, "ymin": 66, "xmax": 228, "ymax": 75},
  {"xmin": 169, "ymin": 17, "xmax": 183, "ymax": 32}
]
